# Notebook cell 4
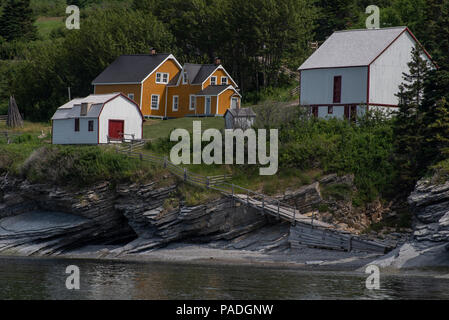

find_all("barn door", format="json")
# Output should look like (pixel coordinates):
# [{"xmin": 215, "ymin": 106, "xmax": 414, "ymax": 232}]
[{"xmin": 108, "ymin": 120, "xmax": 124, "ymax": 139}]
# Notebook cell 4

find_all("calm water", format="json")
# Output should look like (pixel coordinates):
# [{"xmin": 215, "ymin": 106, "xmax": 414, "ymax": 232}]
[{"xmin": 1, "ymin": 256, "xmax": 449, "ymax": 300}]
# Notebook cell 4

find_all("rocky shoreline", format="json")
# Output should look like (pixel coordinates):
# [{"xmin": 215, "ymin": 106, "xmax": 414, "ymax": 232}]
[{"xmin": 2, "ymin": 172, "xmax": 447, "ymax": 269}]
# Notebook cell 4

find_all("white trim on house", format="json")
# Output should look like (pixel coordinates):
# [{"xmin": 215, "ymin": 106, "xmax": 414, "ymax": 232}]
[
  {"xmin": 189, "ymin": 94, "xmax": 196, "ymax": 111},
  {"xmin": 172, "ymin": 95, "xmax": 179, "ymax": 111},
  {"xmin": 151, "ymin": 94, "xmax": 160, "ymax": 110},
  {"xmin": 182, "ymin": 71, "xmax": 188, "ymax": 84}
]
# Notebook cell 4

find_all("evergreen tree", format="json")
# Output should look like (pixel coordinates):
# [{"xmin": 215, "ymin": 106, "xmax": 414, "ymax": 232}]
[
  {"xmin": 393, "ymin": 45, "xmax": 431, "ymax": 190},
  {"xmin": 427, "ymin": 98, "xmax": 449, "ymax": 158},
  {"xmin": 0, "ymin": 0, "xmax": 36, "ymax": 41}
]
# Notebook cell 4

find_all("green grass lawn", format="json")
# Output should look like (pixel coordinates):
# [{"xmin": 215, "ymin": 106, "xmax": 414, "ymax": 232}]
[
  {"xmin": 34, "ymin": 17, "xmax": 64, "ymax": 39},
  {"xmin": 143, "ymin": 117, "xmax": 224, "ymax": 141}
]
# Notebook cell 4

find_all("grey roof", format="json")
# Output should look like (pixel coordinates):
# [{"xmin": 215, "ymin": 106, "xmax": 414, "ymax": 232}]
[
  {"xmin": 225, "ymin": 108, "xmax": 256, "ymax": 118},
  {"xmin": 92, "ymin": 54, "xmax": 171, "ymax": 84},
  {"xmin": 183, "ymin": 63, "xmax": 218, "ymax": 84},
  {"xmin": 52, "ymin": 93, "xmax": 123, "ymax": 120},
  {"xmin": 195, "ymin": 85, "xmax": 231, "ymax": 96},
  {"xmin": 299, "ymin": 27, "xmax": 408, "ymax": 70}
]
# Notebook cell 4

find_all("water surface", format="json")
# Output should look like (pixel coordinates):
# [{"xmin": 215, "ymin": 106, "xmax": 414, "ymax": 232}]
[{"xmin": 1, "ymin": 256, "xmax": 449, "ymax": 300}]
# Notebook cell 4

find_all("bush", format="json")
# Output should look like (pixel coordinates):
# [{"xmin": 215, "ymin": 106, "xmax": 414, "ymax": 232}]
[
  {"xmin": 278, "ymin": 113, "xmax": 396, "ymax": 203},
  {"xmin": 20, "ymin": 145, "xmax": 154, "ymax": 186}
]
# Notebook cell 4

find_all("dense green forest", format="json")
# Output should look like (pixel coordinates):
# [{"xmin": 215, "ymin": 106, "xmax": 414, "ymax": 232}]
[{"xmin": 0, "ymin": 0, "xmax": 447, "ymax": 118}]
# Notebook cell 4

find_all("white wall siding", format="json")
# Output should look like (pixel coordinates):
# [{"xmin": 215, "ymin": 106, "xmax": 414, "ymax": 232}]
[
  {"xmin": 53, "ymin": 118, "xmax": 98, "ymax": 144},
  {"xmin": 300, "ymin": 67, "xmax": 368, "ymax": 106},
  {"xmin": 369, "ymin": 32, "xmax": 432, "ymax": 106},
  {"xmin": 98, "ymin": 95, "xmax": 143, "ymax": 144}
]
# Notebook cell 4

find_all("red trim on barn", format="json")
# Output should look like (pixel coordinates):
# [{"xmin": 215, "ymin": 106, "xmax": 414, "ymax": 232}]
[
  {"xmin": 366, "ymin": 65, "xmax": 370, "ymax": 112},
  {"xmin": 299, "ymin": 65, "xmax": 368, "ymax": 71}
]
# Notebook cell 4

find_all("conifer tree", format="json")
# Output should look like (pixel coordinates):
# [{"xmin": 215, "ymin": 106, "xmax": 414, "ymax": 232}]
[
  {"xmin": 427, "ymin": 98, "xmax": 449, "ymax": 158},
  {"xmin": 393, "ymin": 45, "xmax": 430, "ymax": 190},
  {"xmin": 0, "ymin": 0, "xmax": 37, "ymax": 42}
]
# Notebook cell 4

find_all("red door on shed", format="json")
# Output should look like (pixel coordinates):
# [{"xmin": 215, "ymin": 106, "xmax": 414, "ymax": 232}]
[{"xmin": 108, "ymin": 120, "xmax": 124, "ymax": 139}]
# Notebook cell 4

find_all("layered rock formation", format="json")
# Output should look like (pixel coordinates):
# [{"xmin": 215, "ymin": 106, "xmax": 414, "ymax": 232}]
[
  {"xmin": 0, "ymin": 174, "xmax": 285, "ymax": 257},
  {"xmin": 370, "ymin": 178, "xmax": 449, "ymax": 268}
]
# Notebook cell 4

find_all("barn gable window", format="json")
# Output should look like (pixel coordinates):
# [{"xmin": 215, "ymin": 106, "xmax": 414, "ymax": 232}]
[
  {"xmin": 151, "ymin": 94, "xmax": 160, "ymax": 110},
  {"xmin": 88, "ymin": 120, "xmax": 94, "ymax": 132},
  {"xmin": 333, "ymin": 76, "xmax": 342, "ymax": 103},
  {"xmin": 74, "ymin": 118, "xmax": 80, "ymax": 132}
]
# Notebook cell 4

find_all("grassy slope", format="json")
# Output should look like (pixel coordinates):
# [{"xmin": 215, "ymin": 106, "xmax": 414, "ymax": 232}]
[
  {"xmin": 34, "ymin": 17, "xmax": 64, "ymax": 39},
  {"xmin": 143, "ymin": 117, "xmax": 224, "ymax": 141}
]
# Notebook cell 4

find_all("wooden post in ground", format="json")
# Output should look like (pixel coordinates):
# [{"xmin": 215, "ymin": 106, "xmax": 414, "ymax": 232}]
[
  {"xmin": 184, "ymin": 168, "xmax": 187, "ymax": 181},
  {"xmin": 262, "ymin": 196, "xmax": 264, "ymax": 213},
  {"xmin": 164, "ymin": 156, "xmax": 167, "ymax": 168},
  {"xmin": 247, "ymin": 190, "xmax": 249, "ymax": 206},
  {"xmin": 139, "ymin": 153, "xmax": 143, "ymax": 161},
  {"xmin": 206, "ymin": 177, "xmax": 210, "ymax": 189},
  {"xmin": 277, "ymin": 200, "xmax": 280, "ymax": 220}
]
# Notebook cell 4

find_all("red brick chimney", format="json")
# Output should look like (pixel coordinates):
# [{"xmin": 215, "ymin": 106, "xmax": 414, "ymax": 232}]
[
  {"xmin": 214, "ymin": 57, "xmax": 221, "ymax": 65},
  {"xmin": 150, "ymin": 48, "xmax": 156, "ymax": 55}
]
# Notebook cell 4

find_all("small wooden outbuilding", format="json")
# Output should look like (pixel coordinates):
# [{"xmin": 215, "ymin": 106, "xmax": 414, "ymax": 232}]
[
  {"xmin": 224, "ymin": 108, "xmax": 256, "ymax": 130},
  {"xmin": 51, "ymin": 93, "xmax": 144, "ymax": 145}
]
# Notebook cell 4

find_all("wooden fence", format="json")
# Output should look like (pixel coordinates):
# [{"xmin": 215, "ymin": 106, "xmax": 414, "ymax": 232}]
[
  {"xmin": 0, "ymin": 115, "xmax": 6, "ymax": 124},
  {"xmin": 115, "ymin": 141, "xmax": 392, "ymax": 254}
]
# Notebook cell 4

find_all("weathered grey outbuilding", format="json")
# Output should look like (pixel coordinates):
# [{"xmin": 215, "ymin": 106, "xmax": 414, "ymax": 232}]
[{"xmin": 224, "ymin": 108, "xmax": 256, "ymax": 130}]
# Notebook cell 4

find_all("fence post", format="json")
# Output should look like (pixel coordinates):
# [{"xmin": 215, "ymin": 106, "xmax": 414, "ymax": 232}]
[
  {"xmin": 206, "ymin": 176, "xmax": 210, "ymax": 189},
  {"xmin": 139, "ymin": 153, "xmax": 143, "ymax": 161},
  {"xmin": 164, "ymin": 156, "xmax": 167, "ymax": 168},
  {"xmin": 247, "ymin": 190, "xmax": 249, "ymax": 206},
  {"xmin": 277, "ymin": 200, "xmax": 280, "ymax": 220},
  {"xmin": 231, "ymin": 183, "xmax": 235, "ymax": 208},
  {"xmin": 262, "ymin": 196, "xmax": 264, "ymax": 213},
  {"xmin": 184, "ymin": 168, "xmax": 187, "ymax": 181},
  {"xmin": 311, "ymin": 211, "xmax": 314, "ymax": 229}
]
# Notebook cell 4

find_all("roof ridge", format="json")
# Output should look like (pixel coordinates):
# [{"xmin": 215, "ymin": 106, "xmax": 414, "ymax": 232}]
[{"xmin": 334, "ymin": 26, "xmax": 407, "ymax": 33}]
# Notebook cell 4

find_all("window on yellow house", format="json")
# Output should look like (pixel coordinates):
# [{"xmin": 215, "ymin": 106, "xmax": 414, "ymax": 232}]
[
  {"xmin": 151, "ymin": 95, "xmax": 159, "ymax": 110},
  {"xmin": 211, "ymin": 76, "xmax": 217, "ymax": 85},
  {"xmin": 156, "ymin": 72, "xmax": 169, "ymax": 84},
  {"xmin": 173, "ymin": 96, "xmax": 179, "ymax": 111},
  {"xmin": 189, "ymin": 95, "xmax": 196, "ymax": 110}
]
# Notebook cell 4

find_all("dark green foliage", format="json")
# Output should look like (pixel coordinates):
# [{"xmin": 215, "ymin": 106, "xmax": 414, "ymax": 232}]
[
  {"xmin": 0, "ymin": 0, "xmax": 37, "ymax": 41},
  {"xmin": 11, "ymin": 8, "xmax": 175, "ymax": 121},
  {"xmin": 279, "ymin": 114, "xmax": 395, "ymax": 203},
  {"xmin": 393, "ymin": 45, "xmax": 431, "ymax": 192}
]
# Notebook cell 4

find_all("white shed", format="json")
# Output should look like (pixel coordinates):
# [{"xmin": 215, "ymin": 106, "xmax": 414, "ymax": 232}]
[
  {"xmin": 51, "ymin": 93, "xmax": 144, "ymax": 145},
  {"xmin": 298, "ymin": 27, "xmax": 434, "ymax": 120}
]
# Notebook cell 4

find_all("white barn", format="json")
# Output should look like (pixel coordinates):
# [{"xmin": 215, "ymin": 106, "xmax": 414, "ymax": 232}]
[
  {"xmin": 298, "ymin": 27, "xmax": 434, "ymax": 120},
  {"xmin": 51, "ymin": 93, "xmax": 144, "ymax": 145}
]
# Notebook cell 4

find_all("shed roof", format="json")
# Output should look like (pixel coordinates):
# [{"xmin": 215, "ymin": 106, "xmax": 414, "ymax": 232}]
[
  {"xmin": 225, "ymin": 107, "xmax": 256, "ymax": 118},
  {"xmin": 52, "ymin": 93, "xmax": 143, "ymax": 120},
  {"xmin": 92, "ymin": 54, "xmax": 180, "ymax": 84},
  {"xmin": 299, "ymin": 27, "xmax": 412, "ymax": 70}
]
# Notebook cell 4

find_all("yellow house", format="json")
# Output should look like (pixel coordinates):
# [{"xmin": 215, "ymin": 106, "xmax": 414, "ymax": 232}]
[{"xmin": 92, "ymin": 50, "xmax": 241, "ymax": 118}]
